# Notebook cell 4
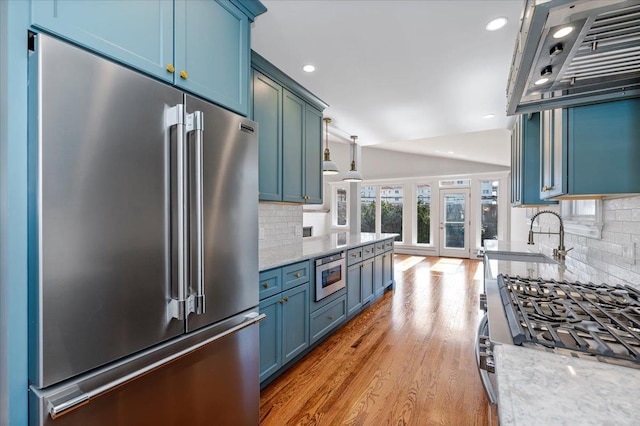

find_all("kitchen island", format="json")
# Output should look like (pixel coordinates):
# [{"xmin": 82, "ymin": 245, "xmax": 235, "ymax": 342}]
[{"xmin": 484, "ymin": 241, "xmax": 640, "ymax": 426}]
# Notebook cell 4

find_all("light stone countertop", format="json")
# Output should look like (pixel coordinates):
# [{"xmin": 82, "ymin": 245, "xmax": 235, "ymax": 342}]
[
  {"xmin": 259, "ymin": 232, "xmax": 398, "ymax": 271},
  {"xmin": 494, "ymin": 344, "xmax": 640, "ymax": 426}
]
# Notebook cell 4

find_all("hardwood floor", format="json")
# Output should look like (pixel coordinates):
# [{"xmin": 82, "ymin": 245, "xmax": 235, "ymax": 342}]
[{"xmin": 260, "ymin": 255, "xmax": 496, "ymax": 426}]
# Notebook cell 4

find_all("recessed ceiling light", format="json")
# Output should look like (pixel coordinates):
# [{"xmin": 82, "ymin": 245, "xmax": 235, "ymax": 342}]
[
  {"xmin": 534, "ymin": 77, "xmax": 549, "ymax": 86},
  {"xmin": 302, "ymin": 64, "xmax": 315, "ymax": 73},
  {"xmin": 483, "ymin": 113, "xmax": 496, "ymax": 119},
  {"xmin": 553, "ymin": 26, "xmax": 574, "ymax": 39},
  {"xmin": 485, "ymin": 17, "xmax": 508, "ymax": 31}
]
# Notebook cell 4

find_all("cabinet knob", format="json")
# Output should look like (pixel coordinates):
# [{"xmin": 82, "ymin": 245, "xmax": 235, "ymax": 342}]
[
  {"xmin": 542, "ymin": 185, "xmax": 553, "ymax": 192},
  {"xmin": 279, "ymin": 299, "xmax": 284, "ymax": 304},
  {"xmin": 284, "ymin": 296, "xmax": 289, "ymax": 302},
  {"xmin": 180, "ymin": 70, "xmax": 188, "ymax": 80},
  {"xmin": 262, "ymin": 282, "xmax": 269, "ymax": 289},
  {"xmin": 166, "ymin": 64, "xmax": 175, "ymax": 73},
  {"xmin": 328, "ymin": 315, "xmax": 334, "ymax": 320},
  {"xmin": 294, "ymin": 273, "xmax": 301, "ymax": 278}
]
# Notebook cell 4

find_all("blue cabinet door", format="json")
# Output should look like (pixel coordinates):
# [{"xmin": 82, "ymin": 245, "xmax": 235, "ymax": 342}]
[
  {"xmin": 361, "ymin": 259, "xmax": 374, "ymax": 306},
  {"xmin": 253, "ymin": 70, "xmax": 282, "ymax": 201},
  {"xmin": 281, "ymin": 284, "xmax": 309, "ymax": 364},
  {"xmin": 304, "ymin": 104, "xmax": 323, "ymax": 204},
  {"xmin": 31, "ymin": 0, "xmax": 174, "ymax": 82},
  {"xmin": 346, "ymin": 263, "xmax": 362, "ymax": 317},
  {"xmin": 382, "ymin": 252, "xmax": 393, "ymax": 288},
  {"xmin": 259, "ymin": 294, "xmax": 282, "ymax": 382},
  {"xmin": 282, "ymin": 89, "xmax": 305, "ymax": 202},
  {"xmin": 374, "ymin": 255, "xmax": 384, "ymax": 296},
  {"xmin": 175, "ymin": 0, "xmax": 249, "ymax": 115},
  {"xmin": 540, "ymin": 109, "xmax": 568, "ymax": 199}
]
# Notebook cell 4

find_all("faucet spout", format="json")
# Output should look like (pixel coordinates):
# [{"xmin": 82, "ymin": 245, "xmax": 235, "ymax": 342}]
[{"xmin": 527, "ymin": 230, "xmax": 535, "ymax": 245}]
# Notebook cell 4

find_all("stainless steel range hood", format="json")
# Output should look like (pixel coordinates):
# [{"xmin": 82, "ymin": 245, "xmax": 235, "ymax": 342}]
[{"xmin": 507, "ymin": 0, "xmax": 640, "ymax": 115}]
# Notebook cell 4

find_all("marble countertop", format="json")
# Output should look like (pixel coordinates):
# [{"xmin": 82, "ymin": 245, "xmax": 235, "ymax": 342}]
[
  {"xmin": 259, "ymin": 232, "xmax": 397, "ymax": 271},
  {"xmin": 495, "ymin": 344, "xmax": 640, "ymax": 426}
]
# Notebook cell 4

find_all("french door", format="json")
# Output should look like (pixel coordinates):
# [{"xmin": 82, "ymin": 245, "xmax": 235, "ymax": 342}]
[{"xmin": 439, "ymin": 188, "xmax": 470, "ymax": 258}]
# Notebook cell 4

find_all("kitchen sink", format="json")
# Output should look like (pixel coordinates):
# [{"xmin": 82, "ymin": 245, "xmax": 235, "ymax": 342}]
[{"xmin": 485, "ymin": 252, "xmax": 558, "ymax": 264}]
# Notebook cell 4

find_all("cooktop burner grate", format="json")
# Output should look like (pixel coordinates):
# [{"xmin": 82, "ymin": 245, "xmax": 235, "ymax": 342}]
[{"xmin": 498, "ymin": 275, "xmax": 640, "ymax": 364}]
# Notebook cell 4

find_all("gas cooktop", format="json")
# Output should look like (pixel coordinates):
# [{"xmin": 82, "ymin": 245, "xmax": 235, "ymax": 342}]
[{"xmin": 498, "ymin": 275, "xmax": 640, "ymax": 367}]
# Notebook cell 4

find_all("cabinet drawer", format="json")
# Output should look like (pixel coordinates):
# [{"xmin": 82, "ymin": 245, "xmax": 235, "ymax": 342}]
[
  {"xmin": 282, "ymin": 260, "xmax": 310, "ymax": 290},
  {"xmin": 347, "ymin": 247, "xmax": 363, "ymax": 266},
  {"xmin": 310, "ymin": 295, "xmax": 346, "ymax": 344},
  {"xmin": 374, "ymin": 241, "xmax": 386, "ymax": 255},
  {"xmin": 362, "ymin": 244, "xmax": 375, "ymax": 260},
  {"xmin": 259, "ymin": 268, "xmax": 281, "ymax": 300},
  {"xmin": 384, "ymin": 239, "xmax": 394, "ymax": 252}
]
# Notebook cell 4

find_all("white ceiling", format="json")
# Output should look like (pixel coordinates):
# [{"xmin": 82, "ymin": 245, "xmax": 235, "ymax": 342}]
[{"xmin": 251, "ymin": 0, "xmax": 523, "ymax": 167}]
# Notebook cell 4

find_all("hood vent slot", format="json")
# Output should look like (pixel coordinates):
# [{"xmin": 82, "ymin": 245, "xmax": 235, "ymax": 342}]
[{"xmin": 507, "ymin": 0, "xmax": 640, "ymax": 115}]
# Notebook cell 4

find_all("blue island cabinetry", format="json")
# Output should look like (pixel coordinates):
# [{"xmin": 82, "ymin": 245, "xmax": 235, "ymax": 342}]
[{"xmin": 30, "ymin": 0, "xmax": 266, "ymax": 116}]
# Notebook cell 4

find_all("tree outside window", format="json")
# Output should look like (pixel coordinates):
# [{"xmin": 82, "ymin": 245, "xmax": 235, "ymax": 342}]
[{"xmin": 417, "ymin": 184, "xmax": 431, "ymax": 244}]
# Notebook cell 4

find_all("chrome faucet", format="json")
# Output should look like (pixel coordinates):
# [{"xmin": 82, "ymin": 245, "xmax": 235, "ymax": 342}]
[{"xmin": 527, "ymin": 210, "xmax": 572, "ymax": 260}]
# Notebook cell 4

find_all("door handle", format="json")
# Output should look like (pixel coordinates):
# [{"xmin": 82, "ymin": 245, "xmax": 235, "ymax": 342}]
[
  {"xmin": 165, "ymin": 104, "xmax": 188, "ymax": 320},
  {"xmin": 188, "ymin": 111, "xmax": 206, "ymax": 315}
]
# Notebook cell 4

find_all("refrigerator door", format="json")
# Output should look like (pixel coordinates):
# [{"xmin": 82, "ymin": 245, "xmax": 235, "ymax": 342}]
[
  {"xmin": 29, "ymin": 34, "xmax": 185, "ymax": 388},
  {"xmin": 30, "ymin": 310, "xmax": 264, "ymax": 426},
  {"xmin": 184, "ymin": 95, "xmax": 259, "ymax": 331}
]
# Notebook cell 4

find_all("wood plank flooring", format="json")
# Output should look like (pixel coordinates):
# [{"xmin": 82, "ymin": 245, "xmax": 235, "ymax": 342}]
[{"xmin": 260, "ymin": 255, "xmax": 496, "ymax": 426}]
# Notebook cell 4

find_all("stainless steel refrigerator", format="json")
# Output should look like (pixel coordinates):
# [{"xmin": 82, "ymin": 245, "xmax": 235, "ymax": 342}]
[{"xmin": 27, "ymin": 33, "xmax": 262, "ymax": 425}]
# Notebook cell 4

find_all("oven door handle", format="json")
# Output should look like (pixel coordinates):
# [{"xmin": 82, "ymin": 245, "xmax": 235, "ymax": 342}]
[{"xmin": 475, "ymin": 313, "xmax": 497, "ymax": 404}]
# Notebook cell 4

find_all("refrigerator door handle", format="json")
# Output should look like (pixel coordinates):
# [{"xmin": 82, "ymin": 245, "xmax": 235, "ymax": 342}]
[
  {"xmin": 43, "ymin": 312, "xmax": 266, "ymax": 419},
  {"xmin": 187, "ymin": 111, "xmax": 206, "ymax": 314},
  {"xmin": 166, "ymin": 104, "xmax": 189, "ymax": 320}
]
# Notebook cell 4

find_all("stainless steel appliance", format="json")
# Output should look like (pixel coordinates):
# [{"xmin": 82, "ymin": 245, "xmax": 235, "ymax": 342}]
[
  {"xmin": 27, "ymin": 33, "xmax": 263, "ymax": 425},
  {"xmin": 315, "ymin": 252, "xmax": 346, "ymax": 301}
]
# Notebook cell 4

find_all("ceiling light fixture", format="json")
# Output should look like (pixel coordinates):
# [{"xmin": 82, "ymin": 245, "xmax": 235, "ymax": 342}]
[
  {"xmin": 343, "ymin": 136, "xmax": 363, "ymax": 182},
  {"xmin": 541, "ymin": 65, "xmax": 553, "ymax": 77},
  {"xmin": 534, "ymin": 77, "xmax": 549, "ymax": 86},
  {"xmin": 483, "ymin": 113, "xmax": 496, "ymax": 119},
  {"xmin": 322, "ymin": 118, "xmax": 339, "ymax": 175},
  {"xmin": 553, "ymin": 26, "xmax": 574, "ymax": 39},
  {"xmin": 302, "ymin": 64, "xmax": 315, "ymax": 73},
  {"xmin": 485, "ymin": 17, "xmax": 508, "ymax": 31},
  {"xmin": 550, "ymin": 43, "xmax": 564, "ymax": 56}
]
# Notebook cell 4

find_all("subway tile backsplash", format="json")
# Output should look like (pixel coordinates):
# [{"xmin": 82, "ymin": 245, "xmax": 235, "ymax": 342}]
[
  {"xmin": 258, "ymin": 202, "xmax": 303, "ymax": 250},
  {"xmin": 533, "ymin": 195, "xmax": 640, "ymax": 290}
]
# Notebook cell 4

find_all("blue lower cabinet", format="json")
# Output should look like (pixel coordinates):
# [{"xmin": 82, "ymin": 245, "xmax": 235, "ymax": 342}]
[
  {"xmin": 346, "ymin": 263, "xmax": 362, "ymax": 317},
  {"xmin": 374, "ymin": 254, "xmax": 384, "ymax": 296},
  {"xmin": 258, "ymin": 294, "xmax": 282, "ymax": 382},
  {"xmin": 382, "ymin": 251, "xmax": 394, "ymax": 288},
  {"xmin": 310, "ymin": 296, "xmax": 346, "ymax": 344},
  {"xmin": 281, "ymin": 284, "xmax": 310, "ymax": 363},
  {"xmin": 361, "ymin": 258, "xmax": 374, "ymax": 306}
]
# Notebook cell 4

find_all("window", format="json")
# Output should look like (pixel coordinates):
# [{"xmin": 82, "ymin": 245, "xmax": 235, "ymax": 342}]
[
  {"xmin": 332, "ymin": 184, "xmax": 348, "ymax": 228},
  {"xmin": 416, "ymin": 184, "xmax": 431, "ymax": 245},
  {"xmin": 561, "ymin": 199, "xmax": 602, "ymax": 238},
  {"xmin": 381, "ymin": 185, "xmax": 403, "ymax": 242},
  {"xmin": 361, "ymin": 185, "xmax": 376, "ymax": 233},
  {"xmin": 481, "ymin": 180, "xmax": 499, "ymax": 246}
]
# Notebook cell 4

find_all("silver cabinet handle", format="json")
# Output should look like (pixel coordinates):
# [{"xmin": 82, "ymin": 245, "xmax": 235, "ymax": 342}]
[
  {"xmin": 189, "ymin": 111, "xmax": 206, "ymax": 315},
  {"xmin": 165, "ymin": 104, "xmax": 188, "ymax": 320}
]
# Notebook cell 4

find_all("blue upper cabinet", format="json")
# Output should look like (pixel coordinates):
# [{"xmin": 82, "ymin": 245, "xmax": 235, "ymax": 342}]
[
  {"xmin": 539, "ymin": 98, "xmax": 640, "ymax": 200},
  {"xmin": 31, "ymin": 0, "xmax": 265, "ymax": 116},
  {"xmin": 304, "ymin": 105, "xmax": 323, "ymax": 204},
  {"xmin": 174, "ymin": 0, "xmax": 249, "ymax": 115},
  {"xmin": 511, "ymin": 113, "xmax": 557, "ymax": 207},
  {"xmin": 30, "ymin": 0, "xmax": 174, "ymax": 82},
  {"xmin": 282, "ymin": 89, "xmax": 306, "ymax": 203}
]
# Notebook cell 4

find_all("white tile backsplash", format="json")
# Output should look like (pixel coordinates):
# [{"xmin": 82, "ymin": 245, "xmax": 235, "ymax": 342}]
[
  {"xmin": 531, "ymin": 196, "xmax": 640, "ymax": 289},
  {"xmin": 258, "ymin": 202, "xmax": 303, "ymax": 250}
]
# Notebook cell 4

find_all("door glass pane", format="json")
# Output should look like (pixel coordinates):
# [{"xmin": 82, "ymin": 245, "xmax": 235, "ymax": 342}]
[
  {"xmin": 416, "ymin": 184, "xmax": 431, "ymax": 244},
  {"xmin": 444, "ymin": 193, "xmax": 465, "ymax": 249},
  {"xmin": 381, "ymin": 185, "xmax": 403, "ymax": 242},
  {"xmin": 361, "ymin": 186, "xmax": 376, "ymax": 232},
  {"xmin": 481, "ymin": 180, "xmax": 499, "ymax": 247},
  {"xmin": 336, "ymin": 187, "xmax": 347, "ymax": 226}
]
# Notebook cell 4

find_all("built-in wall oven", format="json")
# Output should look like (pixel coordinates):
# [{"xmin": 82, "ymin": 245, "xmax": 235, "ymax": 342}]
[{"xmin": 315, "ymin": 252, "xmax": 346, "ymax": 301}]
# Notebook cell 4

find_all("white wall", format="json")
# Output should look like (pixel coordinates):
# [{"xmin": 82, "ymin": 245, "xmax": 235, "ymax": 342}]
[
  {"xmin": 510, "ymin": 206, "xmax": 529, "ymax": 243},
  {"xmin": 522, "ymin": 197, "xmax": 640, "ymax": 290}
]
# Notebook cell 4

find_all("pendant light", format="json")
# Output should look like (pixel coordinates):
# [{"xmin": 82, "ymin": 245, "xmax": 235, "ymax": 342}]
[
  {"xmin": 322, "ymin": 118, "xmax": 339, "ymax": 175},
  {"xmin": 343, "ymin": 135, "xmax": 363, "ymax": 182}
]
